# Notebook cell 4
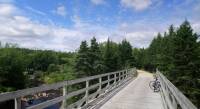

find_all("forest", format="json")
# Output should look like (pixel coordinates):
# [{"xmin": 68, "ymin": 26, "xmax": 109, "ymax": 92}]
[{"xmin": 0, "ymin": 20, "xmax": 199, "ymax": 107}]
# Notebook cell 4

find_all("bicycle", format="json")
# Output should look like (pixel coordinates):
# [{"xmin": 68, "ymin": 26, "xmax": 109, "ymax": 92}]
[{"xmin": 149, "ymin": 75, "xmax": 161, "ymax": 92}]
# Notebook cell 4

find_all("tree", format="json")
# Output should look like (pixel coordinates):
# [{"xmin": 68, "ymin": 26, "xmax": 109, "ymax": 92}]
[
  {"xmin": 28, "ymin": 51, "xmax": 58, "ymax": 72},
  {"xmin": 171, "ymin": 21, "xmax": 200, "ymax": 105},
  {"xmin": 74, "ymin": 41, "xmax": 91, "ymax": 77},
  {"xmin": 147, "ymin": 33, "xmax": 165, "ymax": 71},
  {"xmin": 161, "ymin": 25, "xmax": 176, "ymax": 72},
  {"xmin": 0, "ymin": 48, "xmax": 26, "ymax": 91},
  {"xmin": 118, "ymin": 39, "xmax": 134, "ymax": 69},
  {"xmin": 89, "ymin": 37, "xmax": 104, "ymax": 75},
  {"xmin": 103, "ymin": 39, "xmax": 120, "ymax": 72}
]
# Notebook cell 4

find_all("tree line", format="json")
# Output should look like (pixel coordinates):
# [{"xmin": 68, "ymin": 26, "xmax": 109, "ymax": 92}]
[
  {"xmin": 75, "ymin": 37, "xmax": 134, "ymax": 77},
  {"xmin": 0, "ymin": 45, "xmax": 76, "ymax": 92},
  {"xmin": 133, "ymin": 21, "xmax": 200, "ymax": 107},
  {"xmin": 0, "ymin": 37, "xmax": 134, "ymax": 92},
  {"xmin": 0, "ymin": 20, "xmax": 199, "ymax": 107}
]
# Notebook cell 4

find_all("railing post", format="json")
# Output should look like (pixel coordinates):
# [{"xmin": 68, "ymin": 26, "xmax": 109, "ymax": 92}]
[
  {"xmin": 121, "ymin": 72, "xmax": 123, "ymax": 80},
  {"xmin": 107, "ymin": 75, "xmax": 110, "ymax": 87},
  {"xmin": 118, "ymin": 72, "xmax": 121, "ymax": 82},
  {"xmin": 15, "ymin": 97, "xmax": 21, "ymax": 109},
  {"xmin": 172, "ymin": 95, "xmax": 177, "ymax": 108},
  {"xmin": 124, "ymin": 70, "xmax": 127, "ymax": 79},
  {"xmin": 114, "ymin": 73, "xmax": 117, "ymax": 87},
  {"xmin": 85, "ymin": 80, "xmax": 89, "ymax": 105},
  {"xmin": 99, "ymin": 77, "xmax": 102, "ymax": 90},
  {"xmin": 61, "ymin": 85, "xmax": 67, "ymax": 109}
]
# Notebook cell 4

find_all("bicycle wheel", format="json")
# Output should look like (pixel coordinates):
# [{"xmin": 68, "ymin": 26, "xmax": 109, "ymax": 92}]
[
  {"xmin": 149, "ymin": 81, "xmax": 155, "ymax": 90},
  {"xmin": 154, "ymin": 81, "xmax": 161, "ymax": 92}
]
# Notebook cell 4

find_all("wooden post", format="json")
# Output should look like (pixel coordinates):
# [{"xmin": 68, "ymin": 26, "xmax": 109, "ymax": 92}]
[
  {"xmin": 122, "ymin": 71, "xmax": 124, "ymax": 80},
  {"xmin": 61, "ymin": 85, "xmax": 67, "ymax": 109},
  {"xmin": 15, "ymin": 98, "xmax": 21, "ymax": 109},
  {"xmin": 107, "ymin": 75, "xmax": 110, "ymax": 87},
  {"xmin": 172, "ymin": 95, "xmax": 177, "ymax": 108},
  {"xmin": 118, "ymin": 72, "xmax": 121, "ymax": 82},
  {"xmin": 125, "ymin": 70, "xmax": 128, "ymax": 78},
  {"xmin": 99, "ymin": 77, "xmax": 102, "ymax": 90},
  {"xmin": 85, "ymin": 80, "xmax": 89, "ymax": 105},
  {"xmin": 114, "ymin": 73, "xmax": 117, "ymax": 87}
]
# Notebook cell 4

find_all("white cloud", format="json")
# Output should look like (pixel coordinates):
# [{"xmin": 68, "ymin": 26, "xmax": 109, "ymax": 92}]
[
  {"xmin": 121, "ymin": 0, "xmax": 152, "ymax": 11},
  {"xmin": 1, "ymin": 2, "xmax": 199, "ymax": 52},
  {"xmin": 26, "ymin": 6, "xmax": 46, "ymax": 16},
  {"xmin": 0, "ymin": 4, "xmax": 18, "ymax": 16},
  {"xmin": 0, "ymin": 4, "xmax": 168, "ymax": 51},
  {"xmin": 53, "ymin": 5, "xmax": 67, "ymax": 17},
  {"xmin": 90, "ymin": 0, "xmax": 105, "ymax": 5},
  {"xmin": 192, "ymin": 21, "xmax": 200, "ymax": 34}
]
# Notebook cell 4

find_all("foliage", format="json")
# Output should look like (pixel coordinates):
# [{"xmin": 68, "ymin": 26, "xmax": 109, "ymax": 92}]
[
  {"xmin": 0, "ymin": 48, "xmax": 26, "ymax": 90},
  {"xmin": 134, "ymin": 20, "xmax": 200, "ymax": 107}
]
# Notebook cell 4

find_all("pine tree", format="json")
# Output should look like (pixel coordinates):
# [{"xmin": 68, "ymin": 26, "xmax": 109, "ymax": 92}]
[
  {"xmin": 103, "ymin": 39, "xmax": 120, "ymax": 72},
  {"xmin": 89, "ymin": 37, "xmax": 104, "ymax": 75},
  {"xmin": 172, "ymin": 21, "xmax": 200, "ymax": 106},
  {"xmin": 148, "ymin": 33, "xmax": 163, "ymax": 71},
  {"xmin": 161, "ymin": 25, "xmax": 176, "ymax": 73},
  {"xmin": 118, "ymin": 39, "xmax": 134, "ymax": 69},
  {"xmin": 74, "ymin": 41, "xmax": 91, "ymax": 77}
]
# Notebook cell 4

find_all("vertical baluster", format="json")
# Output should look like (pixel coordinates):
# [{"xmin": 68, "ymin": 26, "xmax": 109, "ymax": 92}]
[
  {"xmin": 85, "ymin": 80, "xmax": 89, "ymax": 105},
  {"xmin": 61, "ymin": 85, "xmax": 67, "ymax": 109},
  {"xmin": 125, "ymin": 70, "xmax": 127, "ymax": 79},
  {"xmin": 99, "ymin": 77, "xmax": 102, "ymax": 90},
  {"xmin": 114, "ymin": 73, "xmax": 117, "ymax": 87},
  {"xmin": 121, "ymin": 72, "xmax": 123, "ymax": 80},
  {"xmin": 15, "ymin": 97, "xmax": 21, "ymax": 109},
  {"xmin": 172, "ymin": 95, "xmax": 177, "ymax": 109},
  {"xmin": 118, "ymin": 72, "xmax": 121, "ymax": 82},
  {"xmin": 107, "ymin": 74, "xmax": 110, "ymax": 87},
  {"xmin": 122, "ymin": 71, "xmax": 126, "ymax": 80},
  {"xmin": 126, "ymin": 69, "xmax": 129, "ymax": 78}
]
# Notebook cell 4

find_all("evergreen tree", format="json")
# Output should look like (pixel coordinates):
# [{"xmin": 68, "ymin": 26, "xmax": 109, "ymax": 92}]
[
  {"xmin": 89, "ymin": 37, "xmax": 104, "ymax": 75},
  {"xmin": 171, "ymin": 21, "xmax": 200, "ymax": 105},
  {"xmin": 118, "ymin": 39, "xmax": 134, "ymax": 69},
  {"xmin": 103, "ymin": 39, "xmax": 120, "ymax": 72},
  {"xmin": 74, "ymin": 41, "xmax": 91, "ymax": 77},
  {"xmin": 147, "ymin": 33, "xmax": 163, "ymax": 71}
]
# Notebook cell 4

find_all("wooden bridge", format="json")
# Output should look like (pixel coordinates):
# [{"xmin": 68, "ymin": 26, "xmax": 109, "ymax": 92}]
[{"xmin": 0, "ymin": 68, "xmax": 197, "ymax": 109}]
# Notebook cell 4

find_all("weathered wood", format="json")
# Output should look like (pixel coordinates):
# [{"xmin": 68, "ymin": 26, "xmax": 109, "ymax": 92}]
[
  {"xmin": 14, "ymin": 97, "xmax": 21, "ymax": 109},
  {"xmin": 157, "ymin": 71, "xmax": 197, "ymax": 109},
  {"xmin": 61, "ymin": 85, "xmax": 67, "ymax": 109},
  {"xmin": 0, "ymin": 68, "xmax": 136, "ymax": 109},
  {"xmin": 0, "ymin": 81, "xmax": 67, "ymax": 102},
  {"xmin": 85, "ymin": 80, "xmax": 89, "ymax": 105}
]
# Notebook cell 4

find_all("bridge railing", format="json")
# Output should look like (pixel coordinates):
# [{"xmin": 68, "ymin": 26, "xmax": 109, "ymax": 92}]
[
  {"xmin": 0, "ymin": 68, "xmax": 137, "ymax": 109},
  {"xmin": 157, "ymin": 70, "xmax": 197, "ymax": 109}
]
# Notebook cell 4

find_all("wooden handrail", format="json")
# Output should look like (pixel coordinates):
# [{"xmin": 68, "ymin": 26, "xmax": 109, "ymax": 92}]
[
  {"xmin": 157, "ymin": 71, "xmax": 197, "ymax": 109},
  {"xmin": 0, "ymin": 68, "xmax": 137, "ymax": 109}
]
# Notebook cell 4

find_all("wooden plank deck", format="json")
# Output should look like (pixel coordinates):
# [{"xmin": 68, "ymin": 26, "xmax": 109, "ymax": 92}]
[{"xmin": 100, "ymin": 70, "xmax": 164, "ymax": 109}]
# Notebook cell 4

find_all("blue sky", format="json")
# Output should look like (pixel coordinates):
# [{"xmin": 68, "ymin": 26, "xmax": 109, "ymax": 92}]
[{"xmin": 0, "ymin": 0, "xmax": 200, "ymax": 51}]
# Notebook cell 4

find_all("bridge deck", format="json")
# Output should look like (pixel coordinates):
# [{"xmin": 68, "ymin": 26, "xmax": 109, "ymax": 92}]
[{"xmin": 100, "ymin": 70, "xmax": 164, "ymax": 109}]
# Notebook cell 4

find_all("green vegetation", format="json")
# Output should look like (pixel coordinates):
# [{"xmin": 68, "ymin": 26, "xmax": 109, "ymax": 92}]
[
  {"xmin": 0, "ymin": 20, "xmax": 199, "ymax": 107},
  {"xmin": 0, "ymin": 37, "xmax": 134, "ymax": 92},
  {"xmin": 0, "ymin": 46, "xmax": 76, "ymax": 92},
  {"xmin": 133, "ymin": 21, "xmax": 200, "ymax": 107}
]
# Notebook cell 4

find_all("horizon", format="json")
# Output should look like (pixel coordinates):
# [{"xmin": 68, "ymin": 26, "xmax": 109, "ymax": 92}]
[{"xmin": 0, "ymin": 0, "xmax": 200, "ymax": 51}]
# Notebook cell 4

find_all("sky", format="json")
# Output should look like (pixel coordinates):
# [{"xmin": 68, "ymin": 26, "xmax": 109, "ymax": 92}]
[{"xmin": 0, "ymin": 0, "xmax": 200, "ymax": 51}]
